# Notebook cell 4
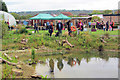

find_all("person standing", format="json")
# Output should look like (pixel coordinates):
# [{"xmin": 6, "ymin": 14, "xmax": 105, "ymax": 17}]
[
  {"xmin": 46, "ymin": 21, "xmax": 50, "ymax": 30},
  {"xmin": 102, "ymin": 21, "xmax": 106, "ymax": 31},
  {"xmin": 56, "ymin": 20, "xmax": 63, "ymax": 34},
  {"xmin": 77, "ymin": 21, "xmax": 82, "ymax": 35},
  {"xmin": 80, "ymin": 21, "xmax": 83, "ymax": 31},
  {"xmin": 34, "ymin": 22, "xmax": 39, "ymax": 33},
  {"xmin": 66, "ymin": 20, "xmax": 72, "ymax": 36},
  {"xmin": 111, "ymin": 20, "xmax": 114, "ymax": 31},
  {"xmin": 7, "ymin": 22, "xmax": 10, "ymax": 30},
  {"xmin": 106, "ymin": 21, "xmax": 109, "ymax": 31},
  {"xmin": 49, "ymin": 22, "xmax": 54, "ymax": 37}
]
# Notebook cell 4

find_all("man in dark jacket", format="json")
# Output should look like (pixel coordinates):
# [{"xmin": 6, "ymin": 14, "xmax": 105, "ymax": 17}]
[
  {"xmin": 56, "ymin": 20, "xmax": 63, "ymax": 34},
  {"xmin": 34, "ymin": 22, "xmax": 39, "ymax": 33},
  {"xmin": 66, "ymin": 20, "xmax": 72, "ymax": 35},
  {"xmin": 106, "ymin": 21, "xmax": 109, "ymax": 31}
]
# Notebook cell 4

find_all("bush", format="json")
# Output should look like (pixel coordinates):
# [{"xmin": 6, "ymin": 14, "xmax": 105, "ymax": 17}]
[
  {"xmin": 25, "ymin": 26, "xmax": 33, "ymax": 29},
  {"xmin": 14, "ymin": 27, "xmax": 28, "ymax": 34},
  {"xmin": 19, "ymin": 27, "xmax": 28, "ymax": 34},
  {"xmin": 1, "ymin": 21, "xmax": 8, "ymax": 38}
]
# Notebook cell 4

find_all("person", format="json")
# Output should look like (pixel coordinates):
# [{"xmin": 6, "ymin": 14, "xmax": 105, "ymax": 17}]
[
  {"xmin": 101, "ymin": 21, "xmax": 104, "ymax": 29},
  {"xmin": 96, "ymin": 21, "xmax": 100, "ymax": 29},
  {"xmin": 103, "ymin": 22, "xmax": 106, "ymax": 31},
  {"xmin": 111, "ymin": 20, "xmax": 114, "ymax": 31},
  {"xmin": 7, "ymin": 22, "xmax": 10, "ymax": 30},
  {"xmin": 80, "ymin": 21, "xmax": 83, "ymax": 31},
  {"xmin": 46, "ymin": 21, "xmax": 50, "ymax": 30},
  {"xmin": 34, "ymin": 22, "xmax": 39, "ymax": 33},
  {"xmin": 77, "ymin": 21, "xmax": 82, "ymax": 35},
  {"xmin": 66, "ymin": 20, "xmax": 72, "ymax": 36},
  {"xmin": 49, "ymin": 22, "xmax": 54, "ymax": 37},
  {"xmin": 106, "ymin": 21, "xmax": 109, "ymax": 31},
  {"xmin": 88, "ymin": 21, "xmax": 91, "ymax": 28},
  {"xmin": 56, "ymin": 20, "xmax": 63, "ymax": 34},
  {"xmin": 109, "ymin": 26, "xmax": 112, "ymax": 31}
]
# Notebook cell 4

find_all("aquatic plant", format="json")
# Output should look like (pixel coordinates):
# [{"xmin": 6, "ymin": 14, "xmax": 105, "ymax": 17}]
[{"xmin": 31, "ymin": 48, "xmax": 35, "ymax": 60}]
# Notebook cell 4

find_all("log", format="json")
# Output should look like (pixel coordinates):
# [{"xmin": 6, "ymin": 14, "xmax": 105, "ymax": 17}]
[
  {"xmin": 0, "ymin": 57, "xmax": 17, "ymax": 66},
  {"xmin": 31, "ymin": 75, "xmax": 42, "ymax": 79},
  {"xmin": 100, "ymin": 38, "xmax": 107, "ymax": 43},
  {"xmin": 12, "ymin": 68, "xmax": 23, "ymax": 76},
  {"xmin": 56, "ymin": 39, "xmax": 74, "ymax": 48},
  {"xmin": 65, "ymin": 38, "xmax": 74, "ymax": 48},
  {"xmin": 3, "ymin": 53, "xmax": 13, "ymax": 61}
]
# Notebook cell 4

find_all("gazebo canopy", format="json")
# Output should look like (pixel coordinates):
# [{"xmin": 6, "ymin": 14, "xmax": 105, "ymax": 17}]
[
  {"xmin": 30, "ymin": 13, "xmax": 54, "ymax": 20},
  {"xmin": 53, "ymin": 14, "xmax": 71, "ymax": 20}
]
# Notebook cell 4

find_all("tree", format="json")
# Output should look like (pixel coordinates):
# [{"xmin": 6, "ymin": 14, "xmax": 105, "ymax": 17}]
[
  {"xmin": 92, "ymin": 10, "xmax": 102, "ymax": 14},
  {"xmin": 1, "ymin": 1, "xmax": 8, "ymax": 12},
  {"xmin": 91, "ymin": 16, "xmax": 101, "ymax": 22},
  {"xmin": 11, "ymin": 13, "xmax": 20, "ymax": 20},
  {"xmin": 103, "ymin": 10, "xmax": 112, "ymax": 14}
]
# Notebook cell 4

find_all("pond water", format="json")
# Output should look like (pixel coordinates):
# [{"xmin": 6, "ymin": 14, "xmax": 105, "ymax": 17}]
[{"xmin": 33, "ymin": 51, "xmax": 119, "ymax": 78}]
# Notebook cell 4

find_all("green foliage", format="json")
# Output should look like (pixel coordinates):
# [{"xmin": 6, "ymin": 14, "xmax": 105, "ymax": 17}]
[
  {"xmin": 1, "ymin": 21, "xmax": 8, "ymax": 38},
  {"xmin": 31, "ymin": 48, "xmax": 35, "ymax": 60},
  {"xmin": 11, "ymin": 13, "xmax": 32, "ymax": 20},
  {"xmin": 91, "ymin": 16, "xmax": 101, "ymax": 22},
  {"xmin": 41, "ymin": 75, "xmax": 48, "ymax": 78},
  {"xmin": 11, "ymin": 13, "xmax": 21, "ymax": 20},
  {"xmin": 103, "ymin": 10, "xmax": 112, "ymax": 14},
  {"xmin": 1, "ymin": 1, "xmax": 8, "ymax": 12},
  {"xmin": 92, "ymin": 10, "xmax": 103, "ymax": 14},
  {"xmin": 14, "ymin": 27, "xmax": 28, "ymax": 34},
  {"xmin": 2, "ymin": 63, "xmax": 16, "ymax": 78}
]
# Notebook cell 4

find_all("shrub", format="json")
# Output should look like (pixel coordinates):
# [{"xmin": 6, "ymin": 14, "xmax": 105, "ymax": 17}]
[
  {"xmin": 1, "ymin": 21, "xmax": 8, "ymax": 38},
  {"xmin": 14, "ymin": 27, "xmax": 28, "ymax": 34}
]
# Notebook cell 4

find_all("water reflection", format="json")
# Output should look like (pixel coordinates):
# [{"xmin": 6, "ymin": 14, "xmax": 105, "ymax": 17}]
[
  {"xmin": 67, "ymin": 57, "xmax": 76, "ymax": 67},
  {"xmin": 35, "ymin": 51, "xmax": 118, "ymax": 78},
  {"xmin": 49, "ymin": 59, "xmax": 54, "ymax": 73},
  {"xmin": 57, "ymin": 58, "xmax": 64, "ymax": 71},
  {"xmin": 76, "ymin": 58, "xmax": 81, "ymax": 65}
]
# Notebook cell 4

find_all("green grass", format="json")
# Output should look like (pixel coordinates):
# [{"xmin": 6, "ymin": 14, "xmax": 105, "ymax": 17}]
[
  {"xmin": 90, "ymin": 30, "xmax": 118, "ymax": 35},
  {"xmin": 2, "ymin": 29, "xmax": 118, "ymax": 51}
]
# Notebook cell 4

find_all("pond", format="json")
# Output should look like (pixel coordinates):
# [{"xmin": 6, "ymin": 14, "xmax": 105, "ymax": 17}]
[{"xmin": 32, "ymin": 51, "xmax": 119, "ymax": 78}]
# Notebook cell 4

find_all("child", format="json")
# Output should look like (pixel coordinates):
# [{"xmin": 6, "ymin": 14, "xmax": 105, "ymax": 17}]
[
  {"xmin": 109, "ymin": 26, "xmax": 112, "ymax": 31},
  {"xmin": 103, "ymin": 24, "xmax": 106, "ymax": 31}
]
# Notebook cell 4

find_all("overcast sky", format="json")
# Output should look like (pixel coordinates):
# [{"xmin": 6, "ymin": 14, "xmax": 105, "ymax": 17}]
[{"xmin": 3, "ymin": 0, "xmax": 120, "ymax": 12}]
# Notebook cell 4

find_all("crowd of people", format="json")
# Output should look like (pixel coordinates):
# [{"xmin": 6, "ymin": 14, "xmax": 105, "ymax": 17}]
[{"xmin": 33, "ymin": 20, "xmax": 115, "ymax": 37}]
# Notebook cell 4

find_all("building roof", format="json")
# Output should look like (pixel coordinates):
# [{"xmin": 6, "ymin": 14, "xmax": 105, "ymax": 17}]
[
  {"xmin": 72, "ymin": 17, "xmax": 90, "ymax": 19},
  {"xmin": 30, "ymin": 13, "xmax": 54, "ymax": 20},
  {"xmin": 54, "ymin": 14, "xmax": 71, "ymax": 20},
  {"xmin": 61, "ymin": 12, "xmax": 73, "ymax": 16}
]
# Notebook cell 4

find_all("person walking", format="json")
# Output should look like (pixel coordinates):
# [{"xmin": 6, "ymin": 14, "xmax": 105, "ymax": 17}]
[
  {"xmin": 49, "ymin": 22, "xmax": 54, "ymax": 37},
  {"xmin": 106, "ymin": 21, "xmax": 109, "ymax": 31},
  {"xmin": 56, "ymin": 20, "xmax": 63, "ymax": 34},
  {"xmin": 34, "ymin": 22, "xmax": 39, "ymax": 33}
]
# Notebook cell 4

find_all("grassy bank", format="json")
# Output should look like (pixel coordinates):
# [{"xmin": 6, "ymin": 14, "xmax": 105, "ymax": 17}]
[{"xmin": 2, "ymin": 29, "xmax": 118, "ymax": 52}]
